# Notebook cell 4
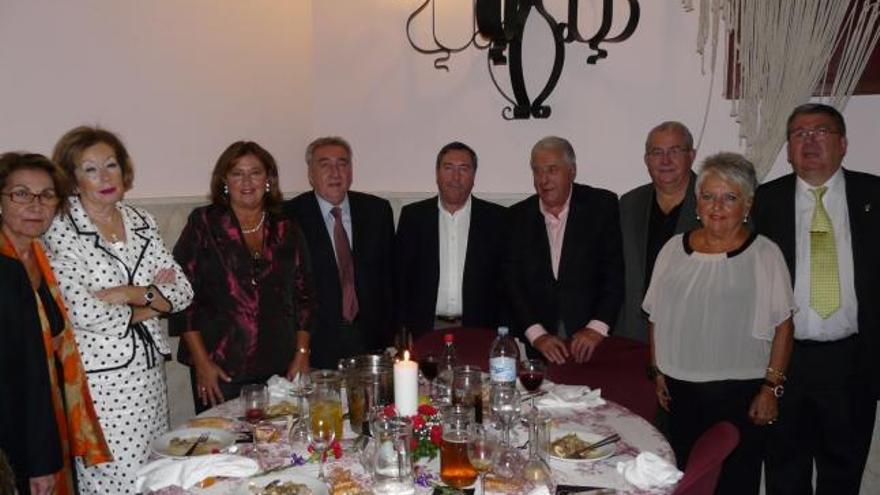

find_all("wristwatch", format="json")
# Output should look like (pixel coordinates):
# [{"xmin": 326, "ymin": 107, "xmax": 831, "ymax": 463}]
[
  {"xmin": 143, "ymin": 286, "xmax": 156, "ymax": 308},
  {"xmin": 763, "ymin": 380, "xmax": 784, "ymax": 398}
]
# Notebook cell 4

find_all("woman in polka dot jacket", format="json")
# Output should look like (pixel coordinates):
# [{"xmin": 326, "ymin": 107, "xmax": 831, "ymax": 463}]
[{"xmin": 43, "ymin": 127, "xmax": 193, "ymax": 494}]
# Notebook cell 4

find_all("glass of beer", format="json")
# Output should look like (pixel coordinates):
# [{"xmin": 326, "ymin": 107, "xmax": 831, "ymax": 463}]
[
  {"xmin": 440, "ymin": 405, "xmax": 477, "ymax": 488},
  {"xmin": 310, "ymin": 370, "xmax": 344, "ymax": 440},
  {"xmin": 452, "ymin": 365, "xmax": 483, "ymax": 424}
]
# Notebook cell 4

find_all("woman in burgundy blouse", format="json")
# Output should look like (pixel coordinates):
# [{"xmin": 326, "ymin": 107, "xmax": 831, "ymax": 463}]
[{"xmin": 170, "ymin": 141, "xmax": 316, "ymax": 413}]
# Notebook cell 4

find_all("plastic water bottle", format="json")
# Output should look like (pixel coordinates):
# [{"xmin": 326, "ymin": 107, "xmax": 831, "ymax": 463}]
[
  {"xmin": 436, "ymin": 333, "xmax": 457, "ymax": 402},
  {"xmin": 489, "ymin": 327, "xmax": 519, "ymax": 387}
]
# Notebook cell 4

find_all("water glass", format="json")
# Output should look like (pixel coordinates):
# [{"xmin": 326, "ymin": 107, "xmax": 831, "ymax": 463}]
[
  {"xmin": 452, "ymin": 365, "xmax": 483, "ymax": 424},
  {"xmin": 490, "ymin": 385, "xmax": 521, "ymax": 446}
]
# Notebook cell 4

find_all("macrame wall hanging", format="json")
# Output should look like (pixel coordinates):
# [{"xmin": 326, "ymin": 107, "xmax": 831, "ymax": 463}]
[{"xmin": 682, "ymin": 0, "xmax": 880, "ymax": 179}]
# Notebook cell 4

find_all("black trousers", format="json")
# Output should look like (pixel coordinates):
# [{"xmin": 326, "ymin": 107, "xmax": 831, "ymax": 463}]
[
  {"xmin": 765, "ymin": 337, "xmax": 877, "ymax": 495},
  {"xmin": 666, "ymin": 376, "xmax": 766, "ymax": 495}
]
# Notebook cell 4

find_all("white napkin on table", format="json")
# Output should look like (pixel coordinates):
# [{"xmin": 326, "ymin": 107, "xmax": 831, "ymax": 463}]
[
  {"xmin": 536, "ymin": 384, "xmax": 605, "ymax": 408},
  {"xmin": 616, "ymin": 451, "xmax": 683, "ymax": 490},
  {"xmin": 135, "ymin": 454, "xmax": 259, "ymax": 492},
  {"xmin": 266, "ymin": 374, "xmax": 295, "ymax": 401}
]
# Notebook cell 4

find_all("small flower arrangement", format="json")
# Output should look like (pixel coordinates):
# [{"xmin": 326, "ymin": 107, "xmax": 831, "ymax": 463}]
[
  {"xmin": 306, "ymin": 439, "xmax": 343, "ymax": 462},
  {"xmin": 383, "ymin": 402, "xmax": 442, "ymax": 461}
]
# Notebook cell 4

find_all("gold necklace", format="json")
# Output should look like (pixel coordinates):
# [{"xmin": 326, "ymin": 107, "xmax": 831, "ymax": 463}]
[{"xmin": 240, "ymin": 212, "xmax": 266, "ymax": 235}]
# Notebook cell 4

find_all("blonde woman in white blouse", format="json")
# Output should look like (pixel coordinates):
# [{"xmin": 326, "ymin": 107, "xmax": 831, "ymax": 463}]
[
  {"xmin": 643, "ymin": 153, "xmax": 794, "ymax": 495},
  {"xmin": 43, "ymin": 127, "xmax": 193, "ymax": 494}
]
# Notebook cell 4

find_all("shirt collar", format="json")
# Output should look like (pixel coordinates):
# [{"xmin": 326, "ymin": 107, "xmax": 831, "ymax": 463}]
[
  {"xmin": 796, "ymin": 167, "xmax": 844, "ymax": 198},
  {"xmin": 437, "ymin": 195, "xmax": 472, "ymax": 219},
  {"xmin": 316, "ymin": 192, "xmax": 350, "ymax": 220},
  {"xmin": 539, "ymin": 189, "xmax": 572, "ymax": 224}
]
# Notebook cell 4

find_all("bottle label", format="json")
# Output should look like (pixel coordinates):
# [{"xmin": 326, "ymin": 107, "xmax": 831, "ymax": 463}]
[{"xmin": 489, "ymin": 356, "xmax": 517, "ymax": 382}]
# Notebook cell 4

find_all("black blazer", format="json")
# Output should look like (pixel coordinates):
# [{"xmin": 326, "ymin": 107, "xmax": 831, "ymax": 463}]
[
  {"xmin": 0, "ymin": 255, "xmax": 62, "ymax": 493},
  {"xmin": 505, "ymin": 183, "xmax": 625, "ymax": 351},
  {"xmin": 394, "ymin": 196, "xmax": 508, "ymax": 337},
  {"xmin": 284, "ymin": 191, "xmax": 394, "ymax": 369},
  {"xmin": 752, "ymin": 169, "xmax": 880, "ymax": 397}
]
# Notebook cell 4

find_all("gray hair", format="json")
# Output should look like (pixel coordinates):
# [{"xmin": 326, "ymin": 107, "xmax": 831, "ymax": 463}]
[
  {"xmin": 531, "ymin": 136, "xmax": 576, "ymax": 169},
  {"xmin": 696, "ymin": 152, "xmax": 758, "ymax": 200},
  {"xmin": 644, "ymin": 121, "xmax": 694, "ymax": 153},
  {"xmin": 305, "ymin": 136, "xmax": 353, "ymax": 165}
]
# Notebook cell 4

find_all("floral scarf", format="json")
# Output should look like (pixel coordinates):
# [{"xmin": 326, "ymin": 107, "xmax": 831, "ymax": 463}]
[{"xmin": 0, "ymin": 233, "xmax": 111, "ymax": 493}]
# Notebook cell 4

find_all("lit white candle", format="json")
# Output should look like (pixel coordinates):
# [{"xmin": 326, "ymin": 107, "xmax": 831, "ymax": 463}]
[{"xmin": 394, "ymin": 351, "xmax": 419, "ymax": 416}]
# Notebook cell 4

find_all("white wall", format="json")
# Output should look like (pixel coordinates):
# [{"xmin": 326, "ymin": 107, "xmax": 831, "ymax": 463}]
[{"xmin": 0, "ymin": 0, "xmax": 313, "ymax": 198}]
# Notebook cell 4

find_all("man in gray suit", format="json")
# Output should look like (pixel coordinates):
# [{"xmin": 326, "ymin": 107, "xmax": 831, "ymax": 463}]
[{"xmin": 617, "ymin": 121, "xmax": 700, "ymax": 343}]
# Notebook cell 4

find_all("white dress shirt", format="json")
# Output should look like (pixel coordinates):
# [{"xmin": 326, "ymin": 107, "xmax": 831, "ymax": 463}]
[
  {"xmin": 436, "ymin": 196, "xmax": 472, "ymax": 317},
  {"xmin": 793, "ymin": 168, "xmax": 858, "ymax": 340},
  {"xmin": 316, "ymin": 193, "xmax": 353, "ymax": 260}
]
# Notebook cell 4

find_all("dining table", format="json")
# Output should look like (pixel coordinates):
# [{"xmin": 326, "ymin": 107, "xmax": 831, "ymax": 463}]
[{"xmin": 146, "ymin": 382, "xmax": 677, "ymax": 495}]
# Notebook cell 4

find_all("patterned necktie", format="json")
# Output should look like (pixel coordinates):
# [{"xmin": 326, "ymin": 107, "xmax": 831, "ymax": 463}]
[
  {"xmin": 331, "ymin": 207, "xmax": 359, "ymax": 322},
  {"xmin": 809, "ymin": 187, "xmax": 840, "ymax": 319}
]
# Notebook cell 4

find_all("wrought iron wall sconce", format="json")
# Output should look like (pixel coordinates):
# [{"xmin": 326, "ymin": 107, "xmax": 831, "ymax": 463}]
[{"xmin": 406, "ymin": 0, "xmax": 640, "ymax": 119}]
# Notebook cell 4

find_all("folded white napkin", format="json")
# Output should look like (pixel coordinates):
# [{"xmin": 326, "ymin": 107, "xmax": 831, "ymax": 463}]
[
  {"xmin": 525, "ymin": 486, "xmax": 551, "ymax": 495},
  {"xmin": 266, "ymin": 374, "xmax": 294, "ymax": 401},
  {"xmin": 135, "ymin": 454, "xmax": 259, "ymax": 492},
  {"xmin": 616, "ymin": 451, "xmax": 683, "ymax": 490},
  {"xmin": 536, "ymin": 384, "xmax": 605, "ymax": 408}
]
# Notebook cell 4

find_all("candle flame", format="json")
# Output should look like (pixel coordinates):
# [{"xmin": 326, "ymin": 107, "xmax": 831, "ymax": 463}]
[{"xmin": 404, "ymin": 350, "xmax": 410, "ymax": 361}]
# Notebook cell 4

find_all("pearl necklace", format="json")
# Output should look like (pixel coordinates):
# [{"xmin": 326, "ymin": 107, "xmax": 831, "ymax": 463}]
[{"xmin": 240, "ymin": 212, "xmax": 266, "ymax": 235}]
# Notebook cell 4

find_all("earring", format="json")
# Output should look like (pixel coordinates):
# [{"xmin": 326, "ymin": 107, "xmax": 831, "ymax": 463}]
[
  {"xmin": 223, "ymin": 183, "xmax": 229, "ymax": 195},
  {"xmin": 743, "ymin": 215, "xmax": 749, "ymax": 224},
  {"xmin": 696, "ymin": 213, "xmax": 701, "ymax": 222},
  {"xmin": 265, "ymin": 181, "xmax": 270, "ymax": 193}
]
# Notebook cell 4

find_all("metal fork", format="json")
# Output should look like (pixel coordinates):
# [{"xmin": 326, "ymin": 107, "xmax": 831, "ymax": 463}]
[{"xmin": 183, "ymin": 433, "xmax": 209, "ymax": 456}]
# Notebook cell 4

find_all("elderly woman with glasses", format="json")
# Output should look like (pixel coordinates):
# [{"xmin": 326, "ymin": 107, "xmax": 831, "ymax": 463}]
[
  {"xmin": 0, "ymin": 152, "xmax": 110, "ymax": 495},
  {"xmin": 643, "ymin": 152, "xmax": 795, "ymax": 495},
  {"xmin": 42, "ymin": 128, "xmax": 193, "ymax": 494}
]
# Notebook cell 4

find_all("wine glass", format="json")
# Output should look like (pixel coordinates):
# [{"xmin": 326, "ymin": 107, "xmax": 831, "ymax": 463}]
[
  {"xmin": 290, "ymin": 371, "xmax": 314, "ymax": 418},
  {"xmin": 419, "ymin": 352, "xmax": 439, "ymax": 398},
  {"xmin": 490, "ymin": 386, "xmax": 521, "ymax": 446},
  {"xmin": 240, "ymin": 384, "xmax": 269, "ymax": 424},
  {"xmin": 310, "ymin": 413, "xmax": 337, "ymax": 480},
  {"xmin": 467, "ymin": 423, "xmax": 498, "ymax": 495},
  {"xmin": 518, "ymin": 359, "xmax": 546, "ymax": 408}
]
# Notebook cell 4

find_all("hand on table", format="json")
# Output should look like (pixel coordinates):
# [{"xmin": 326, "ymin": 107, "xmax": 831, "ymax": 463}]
[
  {"xmin": 534, "ymin": 334, "xmax": 570, "ymax": 364},
  {"xmin": 749, "ymin": 387, "xmax": 778, "ymax": 426},
  {"xmin": 195, "ymin": 358, "xmax": 232, "ymax": 408},
  {"xmin": 569, "ymin": 327, "xmax": 604, "ymax": 363}
]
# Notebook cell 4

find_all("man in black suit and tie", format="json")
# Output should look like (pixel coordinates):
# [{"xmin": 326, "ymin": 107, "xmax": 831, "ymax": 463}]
[
  {"xmin": 394, "ymin": 142, "xmax": 508, "ymax": 338},
  {"xmin": 618, "ymin": 121, "xmax": 700, "ymax": 343},
  {"xmin": 285, "ymin": 137, "xmax": 394, "ymax": 369},
  {"xmin": 506, "ymin": 136, "xmax": 624, "ymax": 364},
  {"xmin": 753, "ymin": 104, "xmax": 880, "ymax": 495}
]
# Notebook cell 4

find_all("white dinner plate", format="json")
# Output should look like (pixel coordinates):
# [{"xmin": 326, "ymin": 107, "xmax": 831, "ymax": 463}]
[
  {"xmin": 548, "ymin": 428, "xmax": 616, "ymax": 462},
  {"xmin": 151, "ymin": 427, "xmax": 235, "ymax": 459},
  {"xmin": 236, "ymin": 472, "xmax": 329, "ymax": 495}
]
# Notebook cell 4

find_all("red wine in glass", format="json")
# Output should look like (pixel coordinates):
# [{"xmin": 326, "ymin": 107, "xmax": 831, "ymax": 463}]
[
  {"xmin": 245, "ymin": 407, "xmax": 265, "ymax": 424},
  {"xmin": 420, "ymin": 360, "xmax": 439, "ymax": 381},
  {"xmin": 519, "ymin": 371, "xmax": 544, "ymax": 392}
]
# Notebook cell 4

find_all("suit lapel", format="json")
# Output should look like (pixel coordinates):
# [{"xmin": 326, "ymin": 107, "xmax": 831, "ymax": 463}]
[
  {"xmin": 777, "ymin": 175, "xmax": 798, "ymax": 281},
  {"xmin": 675, "ymin": 172, "xmax": 699, "ymax": 233},
  {"xmin": 68, "ymin": 199, "xmax": 135, "ymax": 282},
  {"xmin": 557, "ymin": 186, "xmax": 586, "ymax": 283},
  {"xmin": 304, "ymin": 192, "xmax": 339, "ymax": 271},
  {"xmin": 122, "ymin": 205, "xmax": 151, "ymax": 282},
  {"xmin": 844, "ymin": 169, "xmax": 871, "ymax": 281}
]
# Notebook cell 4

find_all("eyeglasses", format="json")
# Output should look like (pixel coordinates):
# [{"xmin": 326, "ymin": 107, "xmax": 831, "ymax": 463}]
[
  {"xmin": 2, "ymin": 189, "xmax": 60, "ymax": 206},
  {"xmin": 646, "ymin": 146, "xmax": 691, "ymax": 160},
  {"xmin": 788, "ymin": 127, "xmax": 840, "ymax": 142}
]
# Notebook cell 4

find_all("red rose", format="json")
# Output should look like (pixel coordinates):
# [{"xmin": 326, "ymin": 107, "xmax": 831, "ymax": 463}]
[
  {"xmin": 410, "ymin": 437, "xmax": 418, "ymax": 450},
  {"xmin": 383, "ymin": 404, "xmax": 397, "ymax": 417},
  {"xmin": 418, "ymin": 404, "xmax": 437, "ymax": 416},
  {"xmin": 331, "ymin": 441, "xmax": 343, "ymax": 458},
  {"xmin": 430, "ymin": 425, "xmax": 442, "ymax": 445},
  {"xmin": 412, "ymin": 415, "xmax": 426, "ymax": 430}
]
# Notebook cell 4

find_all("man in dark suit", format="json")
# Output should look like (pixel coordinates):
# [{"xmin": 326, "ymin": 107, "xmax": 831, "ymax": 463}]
[
  {"xmin": 394, "ymin": 142, "xmax": 508, "ymax": 338},
  {"xmin": 506, "ymin": 136, "xmax": 624, "ymax": 364},
  {"xmin": 617, "ymin": 122, "xmax": 700, "ymax": 343},
  {"xmin": 284, "ymin": 136, "xmax": 394, "ymax": 369},
  {"xmin": 753, "ymin": 103, "xmax": 880, "ymax": 495}
]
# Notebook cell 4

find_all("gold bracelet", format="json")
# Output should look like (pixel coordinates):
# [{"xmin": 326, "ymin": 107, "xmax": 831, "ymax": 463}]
[
  {"xmin": 766, "ymin": 366, "xmax": 786, "ymax": 381},
  {"xmin": 297, "ymin": 347, "xmax": 310, "ymax": 354}
]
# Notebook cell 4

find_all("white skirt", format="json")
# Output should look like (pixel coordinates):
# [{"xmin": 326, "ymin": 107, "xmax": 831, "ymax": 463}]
[{"xmin": 75, "ymin": 349, "xmax": 169, "ymax": 494}]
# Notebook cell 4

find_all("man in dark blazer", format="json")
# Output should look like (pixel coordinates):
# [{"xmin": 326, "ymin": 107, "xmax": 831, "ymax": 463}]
[
  {"xmin": 394, "ymin": 142, "xmax": 508, "ymax": 338},
  {"xmin": 753, "ymin": 103, "xmax": 880, "ymax": 495},
  {"xmin": 284, "ymin": 136, "xmax": 394, "ymax": 369},
  {"xmin": 617, "ymin": 122, "xmax": 700, "ymax": 343},
  {"xmin": 506, "ymin": 136, "xmax": 624, "ymax": 364}
]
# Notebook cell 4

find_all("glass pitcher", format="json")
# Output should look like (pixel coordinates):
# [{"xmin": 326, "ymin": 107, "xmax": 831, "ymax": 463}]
[
  {"xmin": 310, "ymin": 369, "xmax": 344, "ymax": 440},
  {"xmin": 367, "ymin": 413, "xmax": 415, "ymax": 495}
]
